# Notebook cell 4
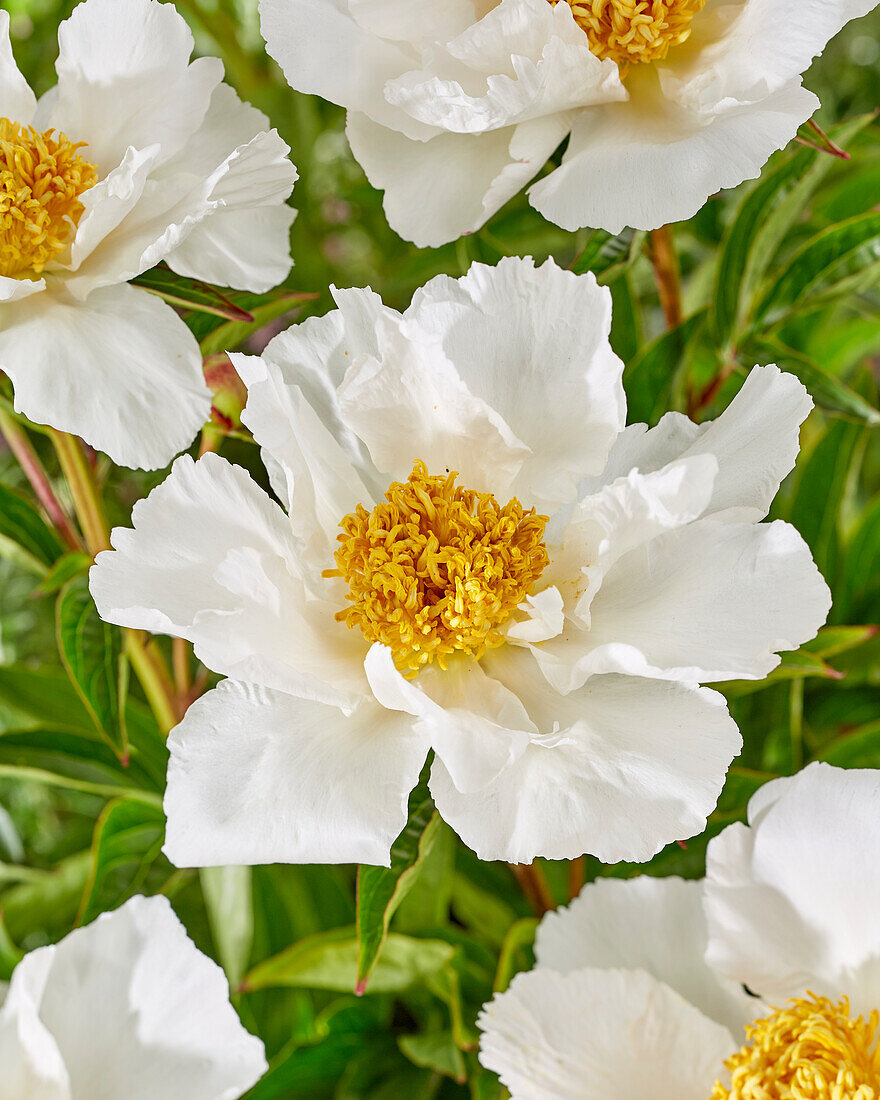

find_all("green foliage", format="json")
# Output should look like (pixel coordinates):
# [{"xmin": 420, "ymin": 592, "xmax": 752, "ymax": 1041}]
[{"xmin": 1, "ymin": 3, "xmax": 879, "ymax": 1097}]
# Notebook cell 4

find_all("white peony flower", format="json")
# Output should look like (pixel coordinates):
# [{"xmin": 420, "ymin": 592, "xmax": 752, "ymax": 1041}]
[
  {"xmin": 259, "ymin": 0, "xmax": 874, "ymax": 244},
  {"xmin": 478, "ymin": 763, "xmax": 880, "ymax": 1098},
  {"xmin": 89, "ymin": 256, "xmax": 830, "ymax": 868},
  {"xmin": 0, "ymin": 893, "xmax": 267, "ymax": 1099},
  {"xmin": 0, "ymin": 0, "xmax": 297, "ymax": 469}
]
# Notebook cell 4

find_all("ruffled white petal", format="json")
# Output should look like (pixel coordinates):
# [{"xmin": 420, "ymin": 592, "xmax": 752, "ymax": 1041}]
[
  {"xmin": 46, "ymin": 0, "xmax": 223, "ymax": 177},
  {"xmin": 661, "ymin": 0, "xmax": 879, "ymax": 113},
  {"xmin": 406, "ymin": 257, "xmax": 626, "ymax": 509},
  {"xmin": 164, "ymin": 679, "xmax": 428, "ymax": 867},
  {"xmin": 364, "ymin": 644, "xmax": 534, "ymax": 793},
  {"xmin": 585, "ymin": 366, "xmax": 813, "ymax": 523},
  {"xmin": 538, "ymin": 518, "xmax": 830, "ymax": 689},
  {"xmin": 259, "ymin": 0, "xmax": 432, "ymax": 138},
  {"xmin": 0, "ymin": 283, "xmax": 210, "ymax": 469},
  {"xmin": 5, "ymin": 895, "xmax": 266, "ymax": 1100},
  {"xmin": 0, "ymin": 950, "xmax": 70, "ymax": 1100},
  {"xmin": 529, "ymin": 70, "xmax": 818, "ymax": 234},
  {"xmin": 536, "ymin": 877, "xmax": 756, "ymax": 1036},
  {"xmin": 334, "ymin": 290, "xmax": 530, "ymax": 498},
  {"xmin": 347, "ymin": 110, "xmax": 568, "ymax": 247},
  {"xmin": 384, "ymin": 0, "xmax": 623, "ymax": 133},
  {"xmin": 478, "ymin": 966, "xmax": 735, "ymax": 1099},
  {"xmin": 0, "ymin": 11, "xmax": 36, "ymax": 123},
  {"xmin": 89, "ymin": 453, "xmax": 369, "ymax": 709},
  {"xmin": 705, "ymin": 763, "xmax": 880, "ymax": 1015},
  {"xmin": 430, "ymin": 650, "xmax": 741, "ymax": 863},
  {"xmin": 234, "ymin": 350, "xmax": 376, "ymax": 580}
]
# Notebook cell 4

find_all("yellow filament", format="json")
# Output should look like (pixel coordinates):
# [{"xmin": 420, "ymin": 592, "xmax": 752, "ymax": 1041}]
[
  {"xmin": 550, "ymin": 0, "xmax": 706, "ymax": 72},
  {"xmin": 0, "ymin": 118, "xmax": 97, "ymax": 279},
  {"xmin": 325, "ymin": 461, "xmax": 549, "ymax": 675},
  {"xmin": 712, "ymin": 993, "xmax": 880, "ymax": 1100}
]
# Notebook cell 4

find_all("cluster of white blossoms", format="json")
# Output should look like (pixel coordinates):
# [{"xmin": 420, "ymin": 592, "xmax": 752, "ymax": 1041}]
[
  {"xmin": 90, "ymin": 257, "xmax": 830, "ymax": 868},
  {"xmin": 0, "ymin": 0, "xmax": 297, "ymax": 468},
  {"xmin": 1, "ymin": 895, "xmax": 266, "ymax": 1099},
  {"xmin": 0, "ymin": 0, "xmax": 874, "ymax": 1093},
  {"xmin": 479, "ymin": 763, "xmax": 880, "ymax": 1099},
  {"xmin": 260, "ymin": 0, "xmax": 875, "ymax": 243}
]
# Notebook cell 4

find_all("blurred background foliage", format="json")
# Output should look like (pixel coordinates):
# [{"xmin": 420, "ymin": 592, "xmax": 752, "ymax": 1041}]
[{"xmin": 1, "ymin": 1, "xmax": 879, "ymax": 1096}]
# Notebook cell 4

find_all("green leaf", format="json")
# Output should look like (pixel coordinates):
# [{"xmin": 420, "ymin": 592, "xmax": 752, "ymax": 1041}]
[
  {"xmin": 818, "ymin": 719, "xmax": 880, "ymax": 768},
  {"xmin": 77, "ymin": 797, "xmax": 166, "ymax": 925},
  {"xmin": 0, "ymin": 911, "xmax": 23, "ymax": 981},
  {"xmin": 0, "ymin": 665, "xmax": 99, "ymax": 734},
  {"xmin": 570, "ymin": 227, "xmax": 643, "ymax": 284},
  {"xmin": 755, "ymin": 211, "xmax": 880, "ymax": 328},
  {"xmin": 719, "ymin": 649, "xmax": 844, "ymax": 698},
  {"xmin": 198, "ymin": 291, "xmax": 317, "ymax": 356},
  {"xmin": 623, "ymin": 311, "xmax": 706, "ymax": 424},
  {"xmin": 0, "ymin": 850, "xmax": 91, "ymax": 942},
  {"xmin": 711, "ymin": 113, "xmax": 877, "ymax": 348},
  {"xmin": 398, "ymin": 1032, "xmax": 467, "ymax": 1084},
  {"xmin": 493, "ymin": 917, "xmax": 538, "ymax": 993},
  {"xmin": 243, "ymin": 928, "xmax": 456, "ymax": 994},
  {"xmin": 201, "ymin": 865, "xmax": 254, "ymax": 987},
  {"xmin": 748, "ymin": 339, "xmax": 880, "ymax": 425},
  {"xmin": 839, "ymin": 495, "xmax": 880, "ymax": 621},
  {"xmin": 55, "ymin": 576, "xmax": 127, "ymax": 755},
  {"xmin": 132, "ymin": 266, "xmax": 255, "ymax": 322},
  {"xmin": 0, "ymin": 481, "xmax": 62, "ymax": 572},
  {"xmin": 0, "ymin": 728, "xmax": 159, "ymax": 794},
  {"xmin": 356, "ymin": 794, "xmax": 441, "ymax": 992},
  {"xmin": 36, "ymin": 551, "xmax": 91, "ymax": 595},
  {"xmin": 802, "ymin": 625, "xmax": 878, "ymax": 660}
]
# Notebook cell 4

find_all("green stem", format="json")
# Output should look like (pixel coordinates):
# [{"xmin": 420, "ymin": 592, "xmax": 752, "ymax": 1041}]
[{"xmin": 648, "ymin": 225, "xmax": 682, "ymax": 330}]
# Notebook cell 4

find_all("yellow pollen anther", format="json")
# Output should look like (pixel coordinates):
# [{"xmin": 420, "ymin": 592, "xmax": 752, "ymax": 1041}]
[
  {"xmin": 0, "ymin": 118, "xmax": 98, "ymax": 280},
  {"xmin": 324, "ymin": 461, "xmax": 550, "ymax": 676},
  {"xmin": 550, "ymin": 0, "xmax": 706, "ymax": 73},
  {"xmin": 712, "ymin": 993, "xmax": 880, "ymax": 1100}
]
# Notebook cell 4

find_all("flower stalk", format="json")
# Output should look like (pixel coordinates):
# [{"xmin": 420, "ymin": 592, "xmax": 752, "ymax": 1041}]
[
  {"xmin": 510, "ymin": 862, "xmax": 556, "ymax": 917},
  {"xmin": 0, "ymin": 410, "xmax": 83, "ymax": 552},
  {"xmin": 648, "ymin": 225, "xmax": 683, "ymax": 330}
]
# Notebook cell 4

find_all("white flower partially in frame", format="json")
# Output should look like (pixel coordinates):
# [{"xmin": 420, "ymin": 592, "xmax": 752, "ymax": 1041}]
[
  {"xmin": 478, "ymin": 763, "xmax": 880, "ymax": 1099},
  {"xmin": 89, "ymin": 256, "xmax": 830, "ymax": 869},
  {"xmin": 0, "ymin": 0, "xmax": 297, "ymax": 469},
  {"xmin": 0, "ymin": 894, "xmax": 267, "ymax": 1100},
  {"xmin": 260, "ymin": 0, "xmax": 874, "ymax": 244}
]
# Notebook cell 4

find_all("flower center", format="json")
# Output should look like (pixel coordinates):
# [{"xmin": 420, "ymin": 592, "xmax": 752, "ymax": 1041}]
[
  {"xmin": 711, "ymin": 993, "xmax": 880, "ymax": 1100},
  {"xmin": 550, "ymin": 0, "xmax": 706, "ymax": 72},
  {"xmin": 326, "ymin": 461, "xmax": 550, "ymax": 676},
  {"xmin": 0, "ymin": 118, "xmax": 97, "ymax": 280}
]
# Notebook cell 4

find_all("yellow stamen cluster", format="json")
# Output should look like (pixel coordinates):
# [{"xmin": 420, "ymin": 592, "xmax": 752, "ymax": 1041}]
[
  {"xmin": 326, "ymin": 461, "xmax": 550, "ymax": 676},
  {"xmin": 712, "ymin": 993, "xmax": 880, "ymax": 1100},
  {"xmin": 0, "ymin": 118, "xmax": 97, "ymax": 279},
  {"xmin": 550, "ymin": 0, "xmax": 706, "ymax": 73}
]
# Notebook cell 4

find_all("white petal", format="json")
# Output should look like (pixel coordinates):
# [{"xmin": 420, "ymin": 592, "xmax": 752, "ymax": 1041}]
[
  {"xmin": 233, "ymin": 350, "xmax": 375, "ymax": 580},
  {"xmin": 385, "ymin": 0, "xmax": 623, "ymax": 133},
  {"xmin": 529, "ymin": 72, "xmax": 818, "ymax": 234},
  {"xmin": 0, "ymin": 950, "xmax": 70, "ymax": 1100},
  {"xmin": 478, "ymin": 966, "xmax": 734, "ymax": 1100},
  {"xmin": 549, "ymin": 518, "xmax": 831, "ymax": 685},
  {"xmin": 586, "ymin": 365, "xmax": 813, "ymax": 523},
  {"xmin": 430, "ymin": 651, "xmax": 741, "ymax": 863},
  {"xmin": 705, "ymin": 762, "xmax": 880, "ymax": 1014},
  {"xmin": 0, "ymin": 277, "xmax": 45, "ymax": 303},
  {"xmin": 536, "ymin": 877, "xmax": 755, "ymax": 1036},
  {"xmin": 347, "ymin": 110, "xmax": 568, "ymax": 247},
  {"xmin": 348, "ymin": 0, "xmax": 477, "ymax": 42},
  {"xmin": 661, "ymin": 0, "xmax": 879, "ymax": 113},
  {"xmin": 506, "ymin": 586, "xmax": 565, "ymax": 644},
  {"xmin": 0, "ymin": 11, "xmax": 36, "ymax": 123},
  {"xmin": 46, "ymin": 0, "xmax": 222, "ymax": 176},
  {"xmin": 10, "ymin": 895, "xmax": 266, "ymax": 1099},
  {"xmin": 334, "ymin": 287, "xmax": 531, "ymax": 497},
  {"xmin": 555, "ymin": 457, "xmax": 718, "ymax": 628},
  {"xmin": 364, "ymin": 644, "xmax": 534, "ymax": 793},
  {"xmin": 164, "ymin": 679, "xmax": 427, "ymax": 867},
  {"xmin": 0, "ymin": 284, "xmax": 210, "ymax": 469},
  {"xmin": 90, "ymin": 453, "xmax": 369, "ymax": 709},
  {"xmin": 406, "ymin": 257, "xmax": 626, "ymax": 509},
  {"xmin": 163, "ymin": 86, "xmax": 298, "ymax": 292},
  {"xmin": 259, "ymin": 0, "xmax": 432, "ymax": 138}
]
